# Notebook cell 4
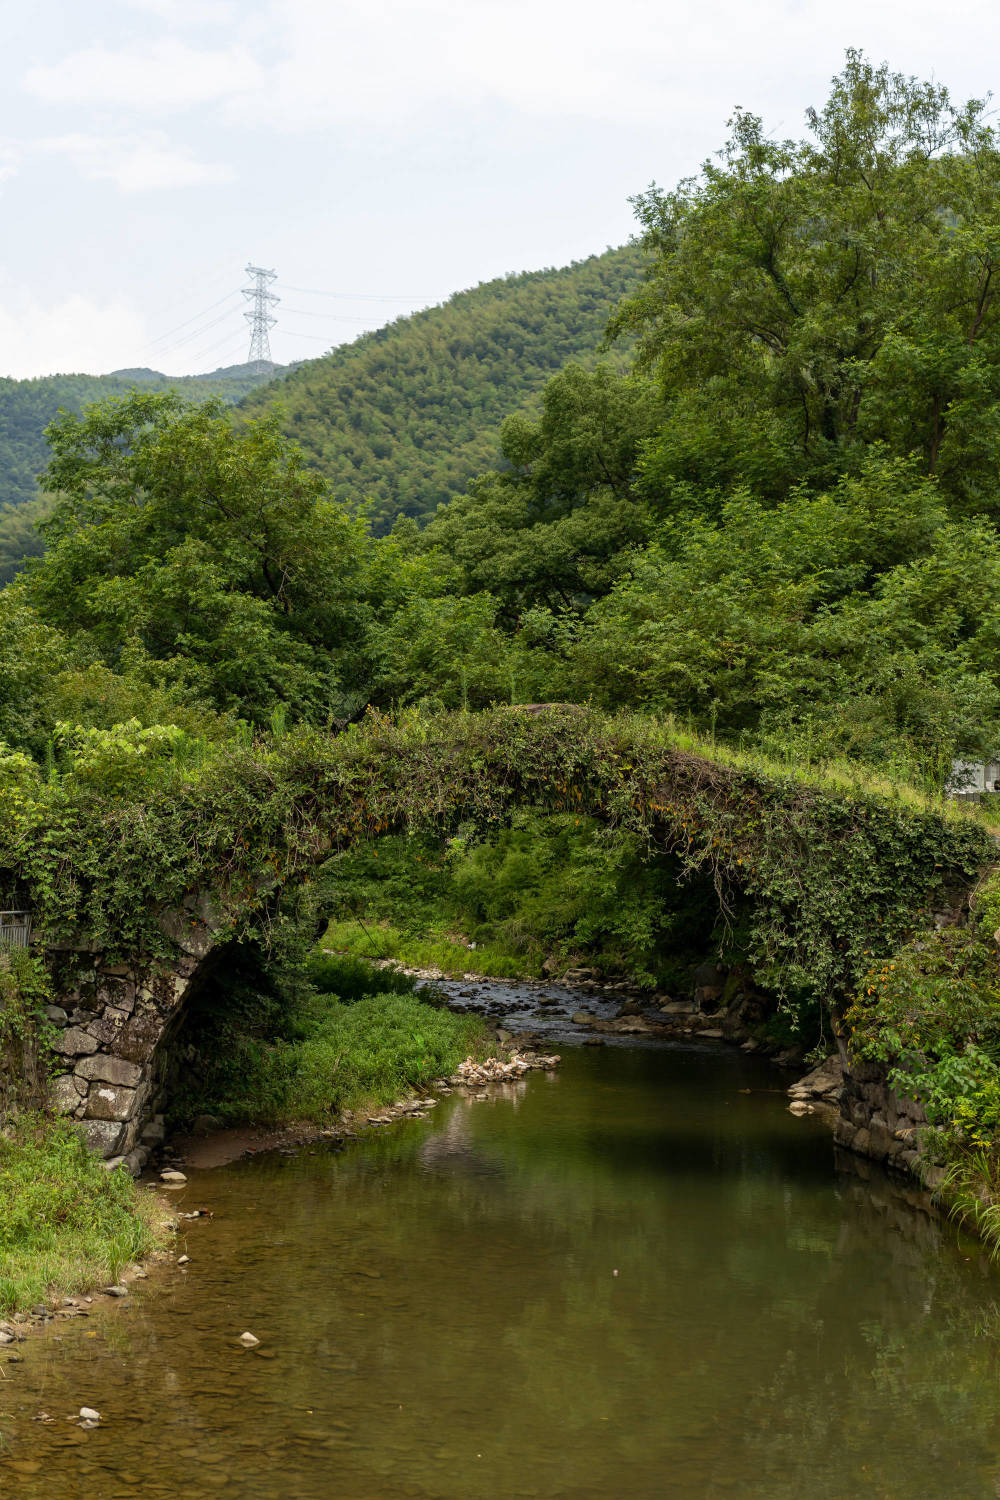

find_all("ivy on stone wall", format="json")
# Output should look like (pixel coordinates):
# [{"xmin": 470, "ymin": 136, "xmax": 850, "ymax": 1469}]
[
  {"xmin": 0, "ymin": 707, "xmax": 992, "ymax": 1019},
  {"xmin": 0, "ymin": 949, "xmax": 54, "ymax": 1119}
]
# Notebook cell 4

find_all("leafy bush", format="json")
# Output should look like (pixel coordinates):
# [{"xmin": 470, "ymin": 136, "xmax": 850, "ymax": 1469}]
[
  {"xmin": 0, "ymin": 948, "xmax": 55, "ymax": 1120},
  {"xmin": 891, "ymin": 1045, "xmax": 1000, "ymax": 1154},
  {"xmin": 846, "ymin": 926, "xmax": 1000, "ymax": 1063},
  {"xmin": 306, "ymin": 950, "xmax": 417, "ymax": 1001}
]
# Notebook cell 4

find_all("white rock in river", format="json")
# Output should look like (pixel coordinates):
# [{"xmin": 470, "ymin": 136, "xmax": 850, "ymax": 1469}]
[
  {"xmin": 79, "ymin": 1407, "xmax": 100, "ymax": 1422},
  {"xmin": 239, "ymin": 1331, "xmax": 261, "ymax": 1347},
  {"xmin": 160, "ymin": 1169, "xmax": 187, "ymax": 1184}
]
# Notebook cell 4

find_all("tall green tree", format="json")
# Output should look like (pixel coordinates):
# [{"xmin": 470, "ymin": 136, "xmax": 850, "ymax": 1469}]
[
  {"xmin": 28, "ymin": 393, "xmax": 388, "ymax": 724},
  {"xmin": 614, "ymin": 52, "xmax": 1000, "ymax": 516},
  {"xmin": 423, "ymin": 364, "xmax": 664, "ymax": 616}
]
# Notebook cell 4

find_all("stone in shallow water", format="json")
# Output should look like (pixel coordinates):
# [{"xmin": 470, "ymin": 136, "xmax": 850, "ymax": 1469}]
[
  {"xmin": 160, "ymin": 1168, "xmax": 188, "ymax": 1184},
  {"xmin": 239, "ymin": 1331, "xmax": 261, "ymax": 1347}
]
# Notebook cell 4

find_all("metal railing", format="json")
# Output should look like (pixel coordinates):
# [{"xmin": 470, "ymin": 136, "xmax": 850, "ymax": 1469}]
[{"xmin": 0, "ymin": 911, "xmax": 32, "ymax": 949}]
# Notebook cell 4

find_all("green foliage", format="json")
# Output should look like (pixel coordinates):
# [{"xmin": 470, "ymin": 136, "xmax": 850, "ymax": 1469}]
[
  {"xmin": 422, "ymin": 364, "xmax": 664, "ymax": 616},
  {"xmin": 324, "ymin": 815, "xmax": 720, "ymax": 987},
  {"xmin": 0, "ymin": 494, "xmax": 51, "ymax": 585},
  {"xmin": 0, "ymin": 362, "xmax": 283, "ymax": 517},
  {"xmin": 306, "ymin": 950, "xmax": 417, "ymax": 1001},
  {"xmin": 321, "ymin": 915, "xmax": 532, "ymax": 980},
  {"xmin": 894, "ymin": 1046, "xmax": 1000, "ymax": 1153},
  {"xmin": 845, "ymin": 897, "xmax": 1000, "ymax": 1199},
  {"xmin": 398, "ymin": 55, "xmax": 1000, "ymax": 786},
  {"xmin": 612, "ymin": 52, "xmax": 1000, "ymax": 517},
  {"xmin": 242, "ymin": 248, "xmax": 643, "ymax": 533},
  {"xmin": 847, "ymin": 925, "xmax": 1000, "ymax": 1063},
  {"xmin": 291, "ymin": 992, "xmax": 492, "ymax": 1119},
  {"xmin": 435, "ymin": 449, "xmax": 1000, "ymax": 780},
  {"xmin": 0, "ymin": 1113, "xmax": 162, "ymax": 1313},
  {"xmin": 28, "ymin": 392, "xmax": 391, "ymax": 724}
]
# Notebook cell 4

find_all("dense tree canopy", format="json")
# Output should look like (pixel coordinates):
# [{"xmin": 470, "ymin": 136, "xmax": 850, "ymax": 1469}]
[
  {"xmin": 27, "ymin": 393, "xmax": 391, "ymax": 725},
  {"xmin": 611, "ymin": 52, "xmax": 1000, "ymax": 516},
  {"xmin": 0, "ymin": 363, "xmax": 281, "ymax": 584},
  {"xmin": 5, "ymin": 54, "xmax": 1000, "ymax": 790},
  {"xmin": 422, "ymin": 364, "xmax": 665, "ymax": 616}
]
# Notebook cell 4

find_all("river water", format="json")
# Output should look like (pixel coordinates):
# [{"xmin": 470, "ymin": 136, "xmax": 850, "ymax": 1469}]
[{"xmin": 4, "ymin": 1036, "xmax": 1000, "ymax": 1498}]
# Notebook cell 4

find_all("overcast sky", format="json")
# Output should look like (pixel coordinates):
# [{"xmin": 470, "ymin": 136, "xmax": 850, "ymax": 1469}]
[{"xmin": 3, "ymin": 0, "xmax": 1000, "ymax": 377}]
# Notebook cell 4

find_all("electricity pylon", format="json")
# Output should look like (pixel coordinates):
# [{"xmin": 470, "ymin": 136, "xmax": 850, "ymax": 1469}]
[{"xmin": 242, "ymin": 264, "xmax": 279, "ymax": 372}]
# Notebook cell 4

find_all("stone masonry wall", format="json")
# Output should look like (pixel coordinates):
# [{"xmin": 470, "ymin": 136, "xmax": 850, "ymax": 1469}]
[
  {"xmin": 44, "ymin": 901, "xmax": 219, "ymax": 1170},
  {"xmin": 45, "ymin": 953, "xmax": 202, "ymax": 1171},
  {"xmin": 832, "ymin": 1049, "xmax": 938, "ymax": 1185}
]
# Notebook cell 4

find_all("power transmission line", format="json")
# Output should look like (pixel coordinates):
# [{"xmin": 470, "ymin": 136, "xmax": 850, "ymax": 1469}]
[
  {"xmin": 279, "ymin": 330, "xmax": 341, "ymax": 341},
  {"xmin": 156, "ymin": 306, "xmax": 247, "ymax": 359},
  {"xmin": 243, "ymin": 264, "xmax": 279, "ymax": 372},
  {"xmin": 145, "ymin": 290, "xmax": 242, "ymax": 349},
  {"xmin": 128, "ymin": 265, "xmax": 439, "ymax": 376}
]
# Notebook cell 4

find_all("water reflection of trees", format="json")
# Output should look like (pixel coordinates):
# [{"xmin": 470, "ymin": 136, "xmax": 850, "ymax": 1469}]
[{"xmin": 7, "ymin": 1082, "xmax": 1000, "ymax": 1499}]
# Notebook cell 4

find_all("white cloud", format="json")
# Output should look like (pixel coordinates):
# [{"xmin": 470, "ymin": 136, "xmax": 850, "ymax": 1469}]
[
  {"xmin": 41, "ymin": 133, "xmax": 234, "ymax": 192},
  {"xmin": 122, "ymin": 0, "xmax": 238, "ymax": 21},
  {"xmin": 24, "ymin": 39, "xmax": 263, "ymax": 112},
  {"xmin": 0, "ymin": 142, "xmax": 20, "ymax": 185},
  {"xmin": 0, "ymin": 290, "xmax": 146, "ymax": 379},
  {"xmin": 251, "ymin": 0, "xmax": 1000, "ymax": 132},
  {"xmin": 28, "ymin": 0, "xmax": 1000, "ymax": 140}
]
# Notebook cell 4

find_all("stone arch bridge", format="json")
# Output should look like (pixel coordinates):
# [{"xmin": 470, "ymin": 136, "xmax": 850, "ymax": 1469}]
[{"xmin": 25, "ymin": 707, "xmax": 992, "ymax": 1167}]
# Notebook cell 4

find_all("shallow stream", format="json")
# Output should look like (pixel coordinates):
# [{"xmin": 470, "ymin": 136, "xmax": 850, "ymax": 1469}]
[{"xmin": 4, "ymin": 1019, "xmax": 1000, "ymax": 1497}]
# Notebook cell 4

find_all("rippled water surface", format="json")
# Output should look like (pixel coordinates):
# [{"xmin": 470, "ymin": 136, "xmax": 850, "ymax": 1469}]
[{"xmin": 5, "ymin": 1041, "xmax": 1000, "ymax": 1499}]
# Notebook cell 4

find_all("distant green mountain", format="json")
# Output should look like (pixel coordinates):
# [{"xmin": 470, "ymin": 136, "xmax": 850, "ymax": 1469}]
[
  {"xmin": 243, "ymin": 245, "xmax": 644, "ymax": 533},
  {"xmin": 0, "ymin": 361, "xmax": 282, "ymax": 512}
]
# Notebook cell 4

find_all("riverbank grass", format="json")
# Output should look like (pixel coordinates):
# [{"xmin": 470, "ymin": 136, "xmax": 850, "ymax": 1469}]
[
  {"xmin": 171, "ymin": 976, "xmax": 499, "ymax": 1128},
  {"xmin": 290, "ymin": 990, "xmax": 497, "ymax": 1117},
  {"xmin": 0, "ymin": 1115, "xmax": 166, "ymax": 1315}
]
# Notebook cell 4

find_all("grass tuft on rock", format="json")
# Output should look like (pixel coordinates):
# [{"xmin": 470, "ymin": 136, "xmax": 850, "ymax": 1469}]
[{"xmin": 0, "ymin": 1114, "xmax": 164, "ymax": 1315}]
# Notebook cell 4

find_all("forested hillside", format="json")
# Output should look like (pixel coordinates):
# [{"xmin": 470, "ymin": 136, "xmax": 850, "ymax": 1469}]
[{"xmin": 242, "ymin": 246, "xmax": 643, "ymax": 532}]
